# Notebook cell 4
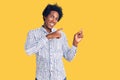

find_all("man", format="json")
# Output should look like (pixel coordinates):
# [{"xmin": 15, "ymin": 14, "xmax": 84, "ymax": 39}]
[{"xmin": 25, "ymin": 4, "xmax": 83, "ymax": 80}]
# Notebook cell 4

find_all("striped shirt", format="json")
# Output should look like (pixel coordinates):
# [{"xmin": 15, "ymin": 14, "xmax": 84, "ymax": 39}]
[{"xmin": 25, "ymin": 26, "xmax": 77, "ymax": 80}]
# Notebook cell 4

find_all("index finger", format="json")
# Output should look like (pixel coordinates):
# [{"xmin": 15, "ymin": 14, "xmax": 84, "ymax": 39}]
[
  {"xmin": 57, "ymin": 28, "xmax": 63, "ymax": 31},
  {"xmin": 77, "ymin": 29, "xmax": 83, "ymax": 34}
]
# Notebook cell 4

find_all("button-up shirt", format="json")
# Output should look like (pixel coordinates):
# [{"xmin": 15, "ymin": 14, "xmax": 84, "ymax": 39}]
[{"xmin": 25, "ymin": 26, "xmax": 77, "ymax": 80}]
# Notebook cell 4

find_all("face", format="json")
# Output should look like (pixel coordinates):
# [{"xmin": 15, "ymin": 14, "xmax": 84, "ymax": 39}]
[{"xmin": 44, "ymin": 11, "xmax": 59, "ymax": 31}]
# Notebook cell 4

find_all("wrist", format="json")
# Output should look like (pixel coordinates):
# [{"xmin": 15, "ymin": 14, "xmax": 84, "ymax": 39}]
[
  {"xmin": 46, "ymin": 34, "xmax": 53, "ymax": 39},
  {"xmin": 73, "ymin": 41, "xmax": 78, "ymax": 47}
]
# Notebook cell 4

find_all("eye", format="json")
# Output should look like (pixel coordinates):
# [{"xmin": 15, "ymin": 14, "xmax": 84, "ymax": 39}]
[
  {"xmin": 50, "ymin": 15, "xmax": 54, "ymax": 18},
  {"xmin": 55, "ymin": 17, "xmax": 59, "ymax": 21}
]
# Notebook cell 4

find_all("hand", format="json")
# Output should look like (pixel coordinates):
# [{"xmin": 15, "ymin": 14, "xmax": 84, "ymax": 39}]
[
  {"xmin": 46, "ymin": 28, "xmax": 63, "ymax": 39},
  {"xmin": 73, "ymin": 30, "xmax": 83, "ymax": 47}
]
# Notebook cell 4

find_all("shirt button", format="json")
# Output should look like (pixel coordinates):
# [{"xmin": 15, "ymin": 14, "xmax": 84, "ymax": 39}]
[
  {"xmin": 50, "ymin": 54, "xmax": 52, "ymax": 56},
  {"xmin": 50, "ymin": 46, "xmax": 52, "ymax": 49}
]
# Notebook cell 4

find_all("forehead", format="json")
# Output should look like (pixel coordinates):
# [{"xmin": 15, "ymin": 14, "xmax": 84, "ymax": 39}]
[{"xmin": 49, "ymin": 11, "xmax": 59, "ymax": 17}]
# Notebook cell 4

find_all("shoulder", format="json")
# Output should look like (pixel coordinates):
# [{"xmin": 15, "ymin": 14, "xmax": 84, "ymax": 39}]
[
  {"xmin": 60, "ymin": 31, "xmax": 66, "ymax": 37},
  {"xmin": 27, "ymin": 27, "xmax": 42, "ymax": 35}
]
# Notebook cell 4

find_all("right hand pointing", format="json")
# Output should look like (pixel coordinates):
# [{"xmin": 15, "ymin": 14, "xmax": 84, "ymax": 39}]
[{"xmin": 46, "ymin": 28, "xmax": 63, "ymax": 39}]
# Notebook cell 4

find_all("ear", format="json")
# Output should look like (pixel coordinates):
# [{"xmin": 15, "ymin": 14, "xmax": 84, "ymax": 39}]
[{"xmin": 43, "ymin": 16, "xmax": 46, "ymax": 21}]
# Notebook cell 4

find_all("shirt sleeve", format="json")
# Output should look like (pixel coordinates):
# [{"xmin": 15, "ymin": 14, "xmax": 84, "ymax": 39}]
[
  {"xmin": 25, "ymin": 30, "xmax": 48, "ymax": 55},
  {"xmin": 62, "ymin": 33, "xmax": 77, "ymax": 61}
]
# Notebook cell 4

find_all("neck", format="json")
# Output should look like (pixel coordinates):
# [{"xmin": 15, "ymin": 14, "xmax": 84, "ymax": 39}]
[{"xmin": 43, "ymin": 24, "xmax": 51, "ymax": 33}]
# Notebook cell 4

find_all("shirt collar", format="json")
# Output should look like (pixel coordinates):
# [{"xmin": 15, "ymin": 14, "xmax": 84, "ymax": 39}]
[{"xmin": 41, "ymin": 26, "xmax": 56, "ymax": 34}]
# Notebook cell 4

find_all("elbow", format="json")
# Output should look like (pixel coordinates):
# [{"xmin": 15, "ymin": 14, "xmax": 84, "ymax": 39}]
[
  {"xmin": 24, "ymin": 47, "xmax": 33, "ymax": 56},
  {"xmin": 25, "ymin": 50, "xmax": 32, "ymax": 56},
  {"xmin": 65, "ymin": 54, "xmax": 76, "ymax": 62},
  {"xmin": 66, "ymin": 57, "xmax": 74, "ymax": 62}
]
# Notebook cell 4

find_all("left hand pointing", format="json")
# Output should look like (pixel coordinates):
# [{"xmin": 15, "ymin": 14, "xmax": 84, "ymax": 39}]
[{"xmin": 73, "ymin": 30, "xmax": 83, "ymax": 47}]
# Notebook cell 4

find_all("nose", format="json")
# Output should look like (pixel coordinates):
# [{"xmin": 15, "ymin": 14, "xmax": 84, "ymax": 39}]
[{"xmin": 52, "ymin": 18, "xmax": 58, "ymax": 23}]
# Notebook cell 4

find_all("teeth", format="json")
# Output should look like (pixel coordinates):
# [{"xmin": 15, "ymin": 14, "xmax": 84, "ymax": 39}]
[{"xmin": 50, "ymin": 23, "xmax": 54, "ymax": 26}]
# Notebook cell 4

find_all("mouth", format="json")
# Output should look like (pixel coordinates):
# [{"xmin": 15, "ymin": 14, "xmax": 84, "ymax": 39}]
[{"xmin": 49, "ymin": 23, "xmax": 55, "ymax": 27}]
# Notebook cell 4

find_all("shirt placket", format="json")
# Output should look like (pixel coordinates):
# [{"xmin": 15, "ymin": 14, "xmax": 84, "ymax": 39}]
[{"xmin": 49, "ymin": 39, "xmax": 54, "ymax": 80}]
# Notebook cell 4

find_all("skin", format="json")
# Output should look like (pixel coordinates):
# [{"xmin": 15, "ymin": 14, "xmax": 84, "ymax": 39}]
[
  {"xmin": 43, "ymin": 11, "xmax": 59, "ymax": 33},
  {"xmin": 43, "ymin": 11, "xmax": 83, "ymax": 47}
]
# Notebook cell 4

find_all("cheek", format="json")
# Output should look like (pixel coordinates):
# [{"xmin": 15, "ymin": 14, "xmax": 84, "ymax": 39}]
[
  {"xmin": 45, "ymin": 19, "xmax": 50, "ymax": 24},
  {"xmin": 45, "ymin": 17, "xmax": 51, "ymax": 22},
  {"xmin": 48, "ymin": 17, "xmax": 53, "ymax": 21}
]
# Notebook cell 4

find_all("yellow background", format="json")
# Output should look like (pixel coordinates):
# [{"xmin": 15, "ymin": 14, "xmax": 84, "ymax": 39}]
[{"xmin": 0, "ymin": 0, "xmax": 120, "ymax": 80}]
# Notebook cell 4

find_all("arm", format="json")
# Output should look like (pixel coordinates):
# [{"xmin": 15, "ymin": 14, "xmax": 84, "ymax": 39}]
[
  {"xmin": 25, "ymin": 30, "xmax": 48, "ymax": 55},
  {"xmin": 62, "ymin": 30, "xmax": 83, "ymax": 61},
  {"xmin": 62, "ymin": 33, "xmax": 77, "ymax": 62}
]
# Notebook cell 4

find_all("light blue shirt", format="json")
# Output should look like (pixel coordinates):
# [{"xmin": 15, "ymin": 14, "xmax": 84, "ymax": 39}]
[{"xmin": 25, "ymin": 26, "xmax": 77, "ymax": 80}]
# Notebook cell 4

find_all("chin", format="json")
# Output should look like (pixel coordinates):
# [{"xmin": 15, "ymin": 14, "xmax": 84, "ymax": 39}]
[{"xmin": 48, "ymin": 26, "xmax": 54, "ymax": 29}]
